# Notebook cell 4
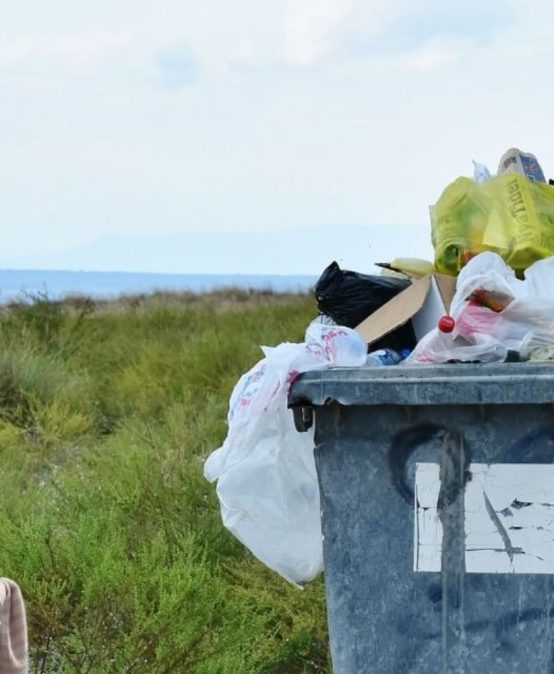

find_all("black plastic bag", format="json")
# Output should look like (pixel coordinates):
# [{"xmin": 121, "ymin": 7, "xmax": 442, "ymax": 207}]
[{"xmin": 314, "ymin": 261, "xmax": 410, "ymax": 329}]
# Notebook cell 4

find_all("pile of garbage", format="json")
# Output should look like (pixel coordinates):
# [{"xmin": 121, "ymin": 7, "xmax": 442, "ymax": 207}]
[{"xmin": 205, "ymin": 148, "xmax": 554, "ymax": 585}]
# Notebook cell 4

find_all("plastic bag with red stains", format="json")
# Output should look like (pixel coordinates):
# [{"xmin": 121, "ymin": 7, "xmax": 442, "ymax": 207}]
[
  {"xmin": 408, "ymin": 252, "xmax": 554, "ymax": 364},
  {"xmin": 204, "ymin": 322, "xmax": 366, "ymax": 586}
]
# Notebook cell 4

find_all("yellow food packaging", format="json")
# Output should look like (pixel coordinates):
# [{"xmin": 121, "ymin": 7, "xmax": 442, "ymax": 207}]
[{"xmin": 431, "ymin": 174, "xmax": 554, "ymax": 275}]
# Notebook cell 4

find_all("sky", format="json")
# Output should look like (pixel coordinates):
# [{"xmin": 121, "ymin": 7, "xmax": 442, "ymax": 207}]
[{"xmin": 1, "ymin": 0, "xmax": 554, "ymax": 274}]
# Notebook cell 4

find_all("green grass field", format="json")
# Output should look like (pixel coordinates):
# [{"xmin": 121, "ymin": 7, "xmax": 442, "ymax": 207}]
[{"xmin": 0, "ymin": 290, "xmax": 330, "ymax": 674}]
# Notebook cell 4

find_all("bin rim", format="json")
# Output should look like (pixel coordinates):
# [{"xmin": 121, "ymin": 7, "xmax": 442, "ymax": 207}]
[{"xmin": 288, "ymin": 362, "xmax": 554, "ymax": 409}]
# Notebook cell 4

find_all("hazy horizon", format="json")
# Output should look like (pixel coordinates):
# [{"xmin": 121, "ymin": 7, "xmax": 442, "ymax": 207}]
[
  {"xmin": 5, "ymin": 225, "xmax": 433, "ymax": 275},
  {"xmin": 0, "ymin": 267, "xmax": 320, "ymax": 305}
]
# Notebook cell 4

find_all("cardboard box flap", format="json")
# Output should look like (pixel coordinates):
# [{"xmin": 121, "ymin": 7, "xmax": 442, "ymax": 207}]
[
  {"xmin": 355, "ymin": 274, "xmax": 457, "ymax": 345},
  {"xmin": 434, "ymin": 274, "xmax": 457, "ymax": 309}
]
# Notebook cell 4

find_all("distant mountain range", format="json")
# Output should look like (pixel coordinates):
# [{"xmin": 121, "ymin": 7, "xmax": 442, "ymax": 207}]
[{"xmin": 6, "ymin": 226, "xmax": 432, "ymax": 275}]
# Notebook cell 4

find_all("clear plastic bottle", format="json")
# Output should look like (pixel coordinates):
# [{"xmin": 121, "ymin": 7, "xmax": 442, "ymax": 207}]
[{"xmin": 365, "ymin": 348, "xmax": 411, "ymax": 366}]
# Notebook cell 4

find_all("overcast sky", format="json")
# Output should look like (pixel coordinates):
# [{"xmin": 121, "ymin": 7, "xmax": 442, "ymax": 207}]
[{"xmin": 1, "ymin": 1, "xmax": 553, "ymax": 274}]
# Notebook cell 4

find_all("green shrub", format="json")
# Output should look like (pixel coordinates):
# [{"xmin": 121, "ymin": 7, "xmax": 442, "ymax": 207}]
[{"xmin": 0, "ymin": 290, "xmax": 330, "ymax": 673}]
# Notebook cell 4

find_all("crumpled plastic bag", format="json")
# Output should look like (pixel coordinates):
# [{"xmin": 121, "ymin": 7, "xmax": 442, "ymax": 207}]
[
  {"xmin": 431, "ymin": 174, "xmax": 554, "ymax": 275},
  {"xmin": 408, "ymin": 252, "xmax": 554, "ymax": 364},
  {"xmin": 204, "ymin": 322, "xmax": 367, "ymax": 586}
]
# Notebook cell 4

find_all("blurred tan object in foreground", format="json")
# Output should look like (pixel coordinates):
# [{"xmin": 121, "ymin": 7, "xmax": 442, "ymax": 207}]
[
  {"xmin": 0, "ymin": 579, "xmax": 28, "ymax": 674},
  {"xmin": 376, "ymin": 258, "xmax": 435, "ymax": 279}
]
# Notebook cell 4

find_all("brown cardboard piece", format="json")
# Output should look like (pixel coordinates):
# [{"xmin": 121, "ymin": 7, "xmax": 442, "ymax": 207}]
[{"xmin": 355, "ymin": 274, "xmax": 457, "ymax": 345}]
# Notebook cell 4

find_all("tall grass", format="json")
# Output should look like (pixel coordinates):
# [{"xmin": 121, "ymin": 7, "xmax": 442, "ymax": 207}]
[{"xmin": 0, "ymin": 291, "xmax": 330, "ymax": 673}]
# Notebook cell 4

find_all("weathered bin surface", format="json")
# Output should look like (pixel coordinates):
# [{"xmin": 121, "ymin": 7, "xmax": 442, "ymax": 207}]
[{"xmin": 289, "ymin": 363, "xmax": 554, "ymax": 674}]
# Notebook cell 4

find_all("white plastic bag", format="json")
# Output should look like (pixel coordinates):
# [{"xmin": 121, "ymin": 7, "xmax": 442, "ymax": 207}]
[
  {"xmin": 472, "ymin": 159, "xmax": 493, "ymax": 184},
  {"xmin": 408, "ymin": 252, "xmax": 554, "ymax": 364},
  {"xmin": 204, "ymin": 323, "xmax": 367, "ymax": 586}
]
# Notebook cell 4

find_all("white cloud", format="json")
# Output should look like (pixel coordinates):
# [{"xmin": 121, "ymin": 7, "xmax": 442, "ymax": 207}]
[
  {"xmin": 0, "ymin": 29, "xmax": 135, "ymax": 79},
  {"xmin": 0, "ymin": 29, "xmax": 133, "ymax": 63},
  {"xmin": 39, "ymin": 29, "xmax": 135, "ymax": 65},
  {"xmin": 284, "ymin": 0, "xmax": 359, "ymax": 66},
  {"xmin": 0, "ymin": 1, "xmax": 518, "ymax": 83},
  {"xmin": 401, "ymin": 40, "xmax": 460, "ymax": 72},
  {"xmin": 0, "ymin": 38, "xmax": 34, "ymax": 63},
  {"xmin": 281, "ymin": 0, "xmax": 524, "ymax": 72}
]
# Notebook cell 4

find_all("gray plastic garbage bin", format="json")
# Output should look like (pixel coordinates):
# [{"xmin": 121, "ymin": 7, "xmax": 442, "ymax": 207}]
[{"xmin": 288, "ymin": 363, "xmax": 554, "ymax": 674}]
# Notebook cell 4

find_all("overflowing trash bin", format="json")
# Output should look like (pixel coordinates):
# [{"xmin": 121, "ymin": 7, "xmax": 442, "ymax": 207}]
[
  {"xmin": 289, "ymin": 363, "xmax": 554, "ymax": 673},
  {"xmin": 205, "ymin": 147, "xmax": 554, "ymax": 672}
]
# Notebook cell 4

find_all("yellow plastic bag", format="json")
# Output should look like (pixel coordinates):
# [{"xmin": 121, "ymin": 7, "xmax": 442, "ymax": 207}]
[{"xmin": 431, "ymin": 174, "xmax": 554, "ymax": 275}]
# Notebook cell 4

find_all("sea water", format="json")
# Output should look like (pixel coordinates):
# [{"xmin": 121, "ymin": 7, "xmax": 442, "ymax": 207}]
[{"xmin": 0, "ymin": 269, "xmax": 317, "ymax": 304}]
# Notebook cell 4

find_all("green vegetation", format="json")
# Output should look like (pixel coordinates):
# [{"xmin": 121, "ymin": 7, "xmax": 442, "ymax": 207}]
[{"xmin": 0, "ymin": 290, "xmax": 330, "ymax": 673}]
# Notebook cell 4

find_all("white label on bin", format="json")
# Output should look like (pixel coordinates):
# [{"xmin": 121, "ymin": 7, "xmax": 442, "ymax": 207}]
[{"xmin": 414, "ymin": 463, "xmax": 554, "ymax": 574}]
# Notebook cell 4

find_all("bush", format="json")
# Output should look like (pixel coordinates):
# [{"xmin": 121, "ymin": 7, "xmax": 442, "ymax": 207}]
[{"xmin": 0, "ymin": 290, "xmax": 330, "ymax": 673}]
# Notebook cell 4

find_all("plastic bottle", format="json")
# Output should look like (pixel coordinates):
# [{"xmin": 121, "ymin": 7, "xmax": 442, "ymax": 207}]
[{"xmin": 365, "ymin": 348, "xmax": 411, "ymax": 366}]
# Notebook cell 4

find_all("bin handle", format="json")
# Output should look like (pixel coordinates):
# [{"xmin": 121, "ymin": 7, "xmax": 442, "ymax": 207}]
[
  {"xmin": 292, "ymin": 406, "xmax": 313, "ymax": 433},
  {"xmin": 388, "ymin": 424, "xmax": 471, "ymax": 505}
]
